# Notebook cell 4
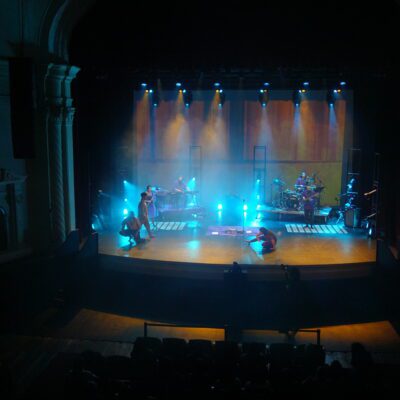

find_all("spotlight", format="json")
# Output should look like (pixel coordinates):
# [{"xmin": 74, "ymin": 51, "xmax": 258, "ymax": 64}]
[
  {"xmin": 214, "ymin": 82, "xmax": 221, "ymax": 87},
  {"xmin": 124, "ymin": 198, "xmax": 128, "ymax": 202},
  {"xmin": 152, "ymin": 91, "xmax": 160, "ymax": 107},
  {"xmin": 123, "ymin": 180, "xmax": 127, "ymax": 184},
  {"xmin": 367, "ymin": 222, "xmax": 376, "ymax": 238},
  {"xmin": 176, "ymin": 82, "xmax": 182, "ymax": 87},
  {"xmin": 340, "ymin": 81, "xmax": 346, "ymax": 86},
  {"xmin": 149, "ymin": 89, "xmax": 153, "ymax": 93},
  {"xmin": 183, "ymin": 90, "xmax": 192, "ymax": 108},
  {"xmin": 326, "ymin": 90, "xmax": 335, "ymax": 107},
  {"xmin": 263, "ymin": 82, "xmax": 270, "ymax": 87},
  {"xmin": 243, "ymin": 204, "xmax": 248, "ymax": 211},
  {"xmin": 303, "ymin": 82, "xmax": 310, "ymax": 87},
  {"xmin": 123, "ymin": 208, "xmax": 128, "ymax": 216},
  {"xmin": 258, "ymin": 89, "xmax": 269, "ymax": 107},
  {"xmin": 141, "ymin": 83, "xmax": 147, "ymax": 88},
  {"xmin": 217, "ymin": 203, "xmax": 223, "ymax": 210},
  {"xmin": 292, "ymin": 90, "xmax": 301, "ymax": 107},
  {"xmin": 218, "ymin": 90, "xmax": 225, "ymax": 108}
]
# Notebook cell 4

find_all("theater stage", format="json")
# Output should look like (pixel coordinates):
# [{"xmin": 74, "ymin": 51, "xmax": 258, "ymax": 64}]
[{"xmin": 98, "ymin": 219, "xmax": 376, "ymax": 281}]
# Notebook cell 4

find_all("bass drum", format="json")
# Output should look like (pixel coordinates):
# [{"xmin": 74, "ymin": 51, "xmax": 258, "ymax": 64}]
[{"xmin": 285, "ymin": 195, "xmax": 300, "ymax": 210}]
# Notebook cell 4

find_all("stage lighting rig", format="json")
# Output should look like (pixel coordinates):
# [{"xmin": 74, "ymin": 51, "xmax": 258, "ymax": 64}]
[
  {"xmin": 152, "ymin": 91, "xmax": 160, "ymax": 107},
  {"xmin": 326, "ymin": 90, "xmax": 335, "ymax": 107},
  {"xmin": 183, "ymin": 90, "xmax": 193, "ymax": 108},
  {"xmin": 292, "ymin": 90, "xmax": 301, "ymax": 107},
  {"xmin": 218, "ymin": 90, "xmax": 225, "ymax": 108},
  {"xmin": 258, "ymin": 89, "xmax": 269, "ymax": 107}
]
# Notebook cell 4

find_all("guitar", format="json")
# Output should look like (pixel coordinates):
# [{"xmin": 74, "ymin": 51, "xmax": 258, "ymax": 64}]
[{"xmin": 302, "ymin": 190, "xmax": 319, "ymax": 205}]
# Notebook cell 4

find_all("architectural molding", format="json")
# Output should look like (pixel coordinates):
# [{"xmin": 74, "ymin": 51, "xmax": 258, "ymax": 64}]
[{"xmin": 0, "ymin": 169, "xmax": 27, "ymax": 186}]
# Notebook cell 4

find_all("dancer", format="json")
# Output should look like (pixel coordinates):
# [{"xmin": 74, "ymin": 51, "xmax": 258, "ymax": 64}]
[
  {"xmin": 138, "ymin": 192, "xmax": 155, "ymax": 238},
  {"xmin": 246, "ymin": 227, "xmax": 277, "ymax": 253},
  {"xmin": 119, "ymin": 211, "xmax": 142, "ymax": 244}
]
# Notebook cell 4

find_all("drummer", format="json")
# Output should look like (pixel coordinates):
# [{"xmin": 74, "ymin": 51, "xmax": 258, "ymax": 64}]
[{"xmin": 295, "ymin": 171, "xmax": 308, "ymax": 187}]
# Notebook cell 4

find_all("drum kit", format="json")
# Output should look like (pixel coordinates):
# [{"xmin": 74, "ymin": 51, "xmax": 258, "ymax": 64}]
[{"xmin": 272, "ymin": 174, "xmax": 324, "ymax": 211}]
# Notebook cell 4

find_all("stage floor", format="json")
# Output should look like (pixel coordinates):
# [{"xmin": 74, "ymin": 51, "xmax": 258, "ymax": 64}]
[{"xmin": 99, "ymin": 219, "xmax": 376, "ymax": 267}]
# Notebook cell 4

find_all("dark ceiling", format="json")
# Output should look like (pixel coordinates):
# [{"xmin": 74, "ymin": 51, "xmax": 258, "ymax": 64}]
[{"xmin": 69, "ymin": 1, "xmax": 399, "ymax": 85}]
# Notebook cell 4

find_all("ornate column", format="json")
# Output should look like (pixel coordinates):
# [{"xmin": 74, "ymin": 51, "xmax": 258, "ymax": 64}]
[{"xmin": 45, "ymin": 64, "xmax": 80, "ymax": 246}]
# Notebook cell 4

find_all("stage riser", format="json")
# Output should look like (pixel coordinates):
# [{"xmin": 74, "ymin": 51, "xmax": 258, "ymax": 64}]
[{"xmin": 260, "ymin": 211, "xmax": 328, "ymax": 224}]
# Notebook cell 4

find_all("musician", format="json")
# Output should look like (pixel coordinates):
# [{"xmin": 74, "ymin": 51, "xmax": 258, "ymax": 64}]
[
  {"xmin": 302, "ymin": 185, "xmax": 317, "ymax": 228},
  {"xmin": 119, "ymin": 211, "xmax": 142, "ymax": 244},
  {"xmin": 173, "ymin": 176, "xmax": 187, "ymax": 208},
  {"xmin": 295, "ymin": 171, "xmax": 308, "ymax": 187},
  {"xmin": 138, "ymin": 192, "xmax": 155, "ymax": 238},
  {"xmin": 246, "ymin": 227, "xmax": 277, "ymax": 253}
]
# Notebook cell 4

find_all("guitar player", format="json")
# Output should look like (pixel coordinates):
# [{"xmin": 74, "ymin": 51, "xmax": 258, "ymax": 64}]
[{"xmin": 302, "ymin": 186, "xmax": 318, "ymax": 229}]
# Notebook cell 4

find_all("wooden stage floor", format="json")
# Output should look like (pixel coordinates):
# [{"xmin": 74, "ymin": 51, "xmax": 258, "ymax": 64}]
[{"xmin": 99, "ymin": 219, "xmax": 376, "ymax": 268}]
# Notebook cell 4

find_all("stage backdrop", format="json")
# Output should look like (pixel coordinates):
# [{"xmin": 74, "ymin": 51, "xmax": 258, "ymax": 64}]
[{"xmin": 132, "ymin": 90, "xmax": 353, "ymax": 208}]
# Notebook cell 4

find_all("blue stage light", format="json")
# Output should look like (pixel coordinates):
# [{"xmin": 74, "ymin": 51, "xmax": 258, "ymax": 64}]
[
  {"xmin": 153, "ymin": 103, "xmax": 157, "ymax": 107},
  {"xmin": 123, "ymin": 208, "xmax": 128, "ymax": 216},
  {"xmin": 124, "ymin": 198, "xmax": 128, "ymax": 202},
  {"xmin": 263, "ymin": 82, "xmax": 270, "ymax": 87},
  {"xmin": 149, "ymin": 89, "xmax": 153, "ymax": 93},
  {"xmin": 256, "ymin": 204, "xmax": 261, "ymax": 210},
  {"xmin": 340, "ymin": 81, "xmax": 346, "ymax": 86},
  {"xmin": 123, "ymin": 180, "xmax": 127, "ymax": 184},
  {"xmin": 243, "ymin": 204, "xmax": 248, "ymax": 211},
  {"xmin": 182, "ymin": 89, "xmax": 186, "ymax": 93},
  {"xmin": 214, "ymin": 82, "xmax": 221, "ymax": 87},
  {"xmin": 262, "ymin": 103, "xmax": 266, "ymax": 107},
  {"xmin": 176, "ymin": 82, "xmax": 182, "ymax": 87},
  {"xmin": 185, "ymin": 103, "xmax": 189, "ymax": 108},
  {"xmin": 259, "ymin": 89, "xmax": 264, "ymax": 93},
  {"xmin": 217, "ymin": 203, "xmax": 223, "ymax": 210},
  {"xmin": 141, "ymin": 83, "xmax": 147, "ymax": 88},
  {"xmin": 219, "ymin": 89, "xmax": 223, "ymax": 93},
  {"xmin": 303, "ymin": 82, "xmax": 309, "ymax": 86}
]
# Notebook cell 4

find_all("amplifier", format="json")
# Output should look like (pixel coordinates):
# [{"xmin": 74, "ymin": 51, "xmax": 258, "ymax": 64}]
[{"xmin": 345, "ymin": 208, "xmax": 360, "ymax": 228}]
